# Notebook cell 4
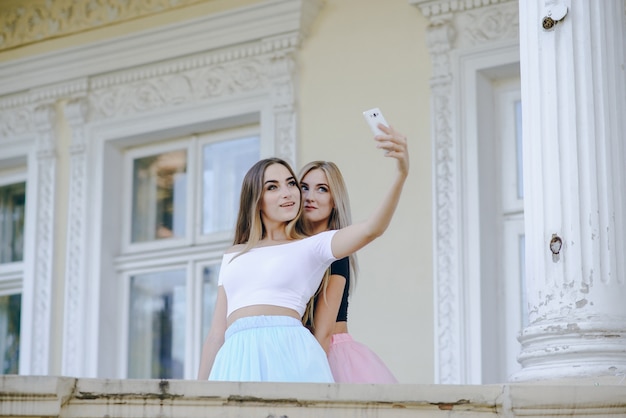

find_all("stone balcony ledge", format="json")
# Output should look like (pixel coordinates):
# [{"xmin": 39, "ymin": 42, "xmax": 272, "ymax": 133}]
[{"xmin": 1, "ymin": 375, "xmax": 625, "ymax": 417}]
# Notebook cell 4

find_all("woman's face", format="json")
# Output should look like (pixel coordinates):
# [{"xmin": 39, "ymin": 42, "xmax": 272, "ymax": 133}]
[
  {"xmin": 301, "ymin": 168, "xmax": 334, "ymax": 232},
  {"xmin": 260, "ymin": 163, "xmax": 300, "ymax": 225}
]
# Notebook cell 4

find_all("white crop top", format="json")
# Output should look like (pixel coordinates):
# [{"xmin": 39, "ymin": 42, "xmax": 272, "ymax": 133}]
[{"xmin": 218, "ymin": 230, "xmax": 338, "ymax": 318}]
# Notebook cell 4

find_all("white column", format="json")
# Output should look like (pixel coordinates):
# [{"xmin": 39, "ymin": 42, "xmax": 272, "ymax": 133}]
[{"xmin": 514, "ymin": 0, "xmax": 626, "ymax": 380}]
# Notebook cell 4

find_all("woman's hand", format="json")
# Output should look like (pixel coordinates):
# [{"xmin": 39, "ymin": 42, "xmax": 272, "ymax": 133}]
[
  {"xmin": 375, "ymin": 124, "xmax": 409, "ymax": 179},
  {"xmin": 329, "ymin": 122, "xmax": 410, "ymax": 260}
]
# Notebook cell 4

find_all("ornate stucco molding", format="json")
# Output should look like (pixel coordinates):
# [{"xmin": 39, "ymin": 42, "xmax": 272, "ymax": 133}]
[
  {"xmin": 454, "ymin": 4, "xmax": 519, "ymax": 48},
  {"xmin": 426, "ymin": 18, "xmax": 461, "ymax": 386},
  {"xmin": 412, "ymin": 0, "xmax": 518, "ymax": 384},
  {"xmin": 0, "ymin": 105, "xmax": 31, "ymax": 139},
  {"xmin": 0, "ymin": 0, "xmax": 206, "ymax": 51},
  {"xmin": 62, "ymin": 97, "xmax": 89, "ymax": 377},
  {"xmin": 29, "ymin": 103, "xmax": 58, "ymax": 375},
  {"xmin": 411, "ymin": 0, "xmax": 515, "ymax": 19},
  {"xmin": 88, "ymin": 43, "xmax": 277, "ymax": 120},
  {"xmin": 0, "ymin": 0, "xmax": 322, "ymax": 97},
  {"xmin": 268, "ymin": 52, "xmax": 297, "ymax": 164},
  {"xmin": 0, "ymin": 80, "xmax": 89, "ymax": 141}
]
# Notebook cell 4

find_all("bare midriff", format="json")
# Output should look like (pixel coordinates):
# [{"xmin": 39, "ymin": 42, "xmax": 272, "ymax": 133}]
[{"xmin": 227, "ymin": 304, "xmax": 301, "ymax": 328}]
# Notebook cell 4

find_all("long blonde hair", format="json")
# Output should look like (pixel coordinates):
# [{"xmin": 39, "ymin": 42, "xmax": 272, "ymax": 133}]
[
  {"xmin": 299, "ymin": 161, "xmax": 359, "ymax": 326},
  {"xmin": 233, "ymin": 158, "xmax": 307, "ymax": 256}
]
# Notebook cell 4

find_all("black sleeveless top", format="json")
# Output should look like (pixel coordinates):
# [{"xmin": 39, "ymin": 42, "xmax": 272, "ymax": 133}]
[{"xmin": 326, "ymin": 256, "xmax": 350, "ymax": 322}]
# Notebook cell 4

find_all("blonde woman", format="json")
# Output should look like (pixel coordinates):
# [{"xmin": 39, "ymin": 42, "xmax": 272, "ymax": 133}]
[
  {"xmin": 300, "ymin": 161, "xmax": 398, "ymax": 383},
  {"xmin": 197, "ymin": 123, "xmax": 408, "ymax": 382}
]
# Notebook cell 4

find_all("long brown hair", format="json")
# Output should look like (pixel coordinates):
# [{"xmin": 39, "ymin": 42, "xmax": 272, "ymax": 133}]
[
  {"xmin": 299, "ymin": 161, "xmax": 359, "ymax": 327},
  {"xmin": 232, "ymin": 158, "xmax": 307, "ymax": 257}
]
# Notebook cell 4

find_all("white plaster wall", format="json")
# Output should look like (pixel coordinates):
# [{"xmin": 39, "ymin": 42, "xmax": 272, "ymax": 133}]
[{"xmin": 299, "ymin": 0, "xmax": 433, "ymax": 383}]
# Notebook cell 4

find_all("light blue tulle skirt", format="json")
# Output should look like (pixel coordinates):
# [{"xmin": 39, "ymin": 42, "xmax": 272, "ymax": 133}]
[{"xmin": 208, "ymin": 315, "xmax": 334, "ymax": 383}]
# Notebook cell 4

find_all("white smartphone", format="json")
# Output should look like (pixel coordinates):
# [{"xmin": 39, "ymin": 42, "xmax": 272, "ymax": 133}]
[{"xmin": 362, "ymin": 107, "xmax": 388, "ymax": 136}]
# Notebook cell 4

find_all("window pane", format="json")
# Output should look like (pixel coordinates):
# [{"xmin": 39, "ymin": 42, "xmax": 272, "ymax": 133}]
[
  {"xmin": 0, "ymin": 182, "xmax": 26, "ymax": 263},
  {"xmin": 132, "ymin": 151, "xmax": 187, "ymax": 243},
  {"xmin": 202, "ymin": 136, "xmax": 259, "ymax": 234},
  {"xmin": 128, "ymin": 270, "xmax": 186, "ymax": 379},
  {"xmin": 0, "ymin": 293, "xmax": 21, "ymax": 374},
  {"xmin": 201, "ymin": 265, "xmax": 219, "ymax": 341}
]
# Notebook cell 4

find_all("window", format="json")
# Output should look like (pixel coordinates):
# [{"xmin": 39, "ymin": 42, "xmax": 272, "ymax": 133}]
[
  {"xmin": 0, "ymin": 171, "xmax": 26, "ymax": 375},
  {"xmin": 118, "ymin": 126, "xmax": 260, "ymax": 379},
  {"xmin": 0, "ymin": 181, "xmax": 25, "ymax": 264},
  {"xmin": 498, "ymin": 91, "xmax": 526, "ymax": 381},
  {"xmin": 478, "ymin": 76, "xmax": 525, "ymax": 383},
  {"xmin": 0, "ymin": 293, "xmax": 21, "ymax": 374}
]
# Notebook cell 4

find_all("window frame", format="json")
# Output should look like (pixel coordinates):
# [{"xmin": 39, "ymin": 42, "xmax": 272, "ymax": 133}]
[
  {"xmin": 115, "ymin": 124, "xmax": 261, "ymax": 379},
  {"xmin": 0, "ymin": 170, "xmax": 27, "ymax": 264},
  {"xmin": 122, "ymin": 137, "xmax": 195, "ymax": 254},
  {"xmin": 194, "ymin": 124, "xmax": 261, "ymax": 245},
  {"xmin": 119, "ymin": 261, "xmax": 191, "ymax": 379},
  {"xmin": 0, "ymin": 163, "xmax": 28, "ymax": 375}
]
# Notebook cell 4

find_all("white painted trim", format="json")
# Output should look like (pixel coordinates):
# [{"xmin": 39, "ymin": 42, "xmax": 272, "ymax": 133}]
[
  {"xmin": 0, "ymin": 171, "xmax": 26, "ymax": 187},
  {"xmin": 27, "ymin": 104, "xmax": 59, "ymax": 376},
  {"xmin": 415, "ymin": 0, "xmax": 520, "ymax": 384},
  {"xmin": 16, "ymin": 141, "xmax": 39, "ymax": 376},
  {"xmin": 122, "ymin": 137, "xmax": 194, "ymax": 254},
  {"xmin": 193, "ymin": 125, "xmax": 261, "ymax": 244},
  {"xmin": 0, "ymin": 0, "xmax": 322, "ymax": 97},
  {"xmin": 456, "ymin": 43, "xmax": 521, "ymax": 383}
]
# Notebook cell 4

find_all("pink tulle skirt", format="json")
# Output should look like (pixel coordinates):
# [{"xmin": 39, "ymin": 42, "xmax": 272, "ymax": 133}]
[{"xmin": 327, "ymin": 333, "xmax": 398, "ymax": 383}]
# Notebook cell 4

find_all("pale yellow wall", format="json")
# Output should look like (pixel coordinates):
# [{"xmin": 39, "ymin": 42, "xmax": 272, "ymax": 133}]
[{"xmin": 299, "ymin": 0, "xmax": 433, "ymax": 383}]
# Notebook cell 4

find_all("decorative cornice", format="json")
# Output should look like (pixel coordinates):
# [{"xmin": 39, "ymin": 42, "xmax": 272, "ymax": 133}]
[
  {"xmin": 88, "ymin": 54, "xmax": 270, "ymax": 121},
  {"xmin": 89, "ymin": 34, "xmax": 298, "ymax": 91},
  {"xmin": 410, "ymin": 0, "xmax": 516, "ymax": 19},
  {"xmin": 0, "ymin": 0, "xmax": 206, "ymax": 52},
  {"xmin": 0, "ymin": 0, "xmax": 323, "ymax": 97},
  {"xmin": 0, "ymin": 79, "xmax": 89, "ymax": 111}
]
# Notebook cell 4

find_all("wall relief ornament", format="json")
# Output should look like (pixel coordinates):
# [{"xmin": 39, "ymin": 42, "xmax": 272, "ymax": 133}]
[
  {"xmin": 0, "ymin": 107, "xmax": 31, "ymax": 139},
  {"xmin": 29, "ymin": 103, "xmax": 58, "ymax": 375},
  {"xmin": 0, "ymin": 0, "xmax": 206, "ymax": 51},
  {"xmin": 89, "ymin": 57, "xmax": 268, "ymax": 120},
  {"xmin": 62, "ymin": 97, "xmax": 89, "ymax": 377},
  {"xmin": 454, "ymin": 2, "xmax": 519, "ymax": 48},
  {"xmin": 0, "ymin": 80, "xmax": 88, "ymax": 140},
  {"xmin": 413, "ymin": 0, "xmax": 518, "ymax": 384}
]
